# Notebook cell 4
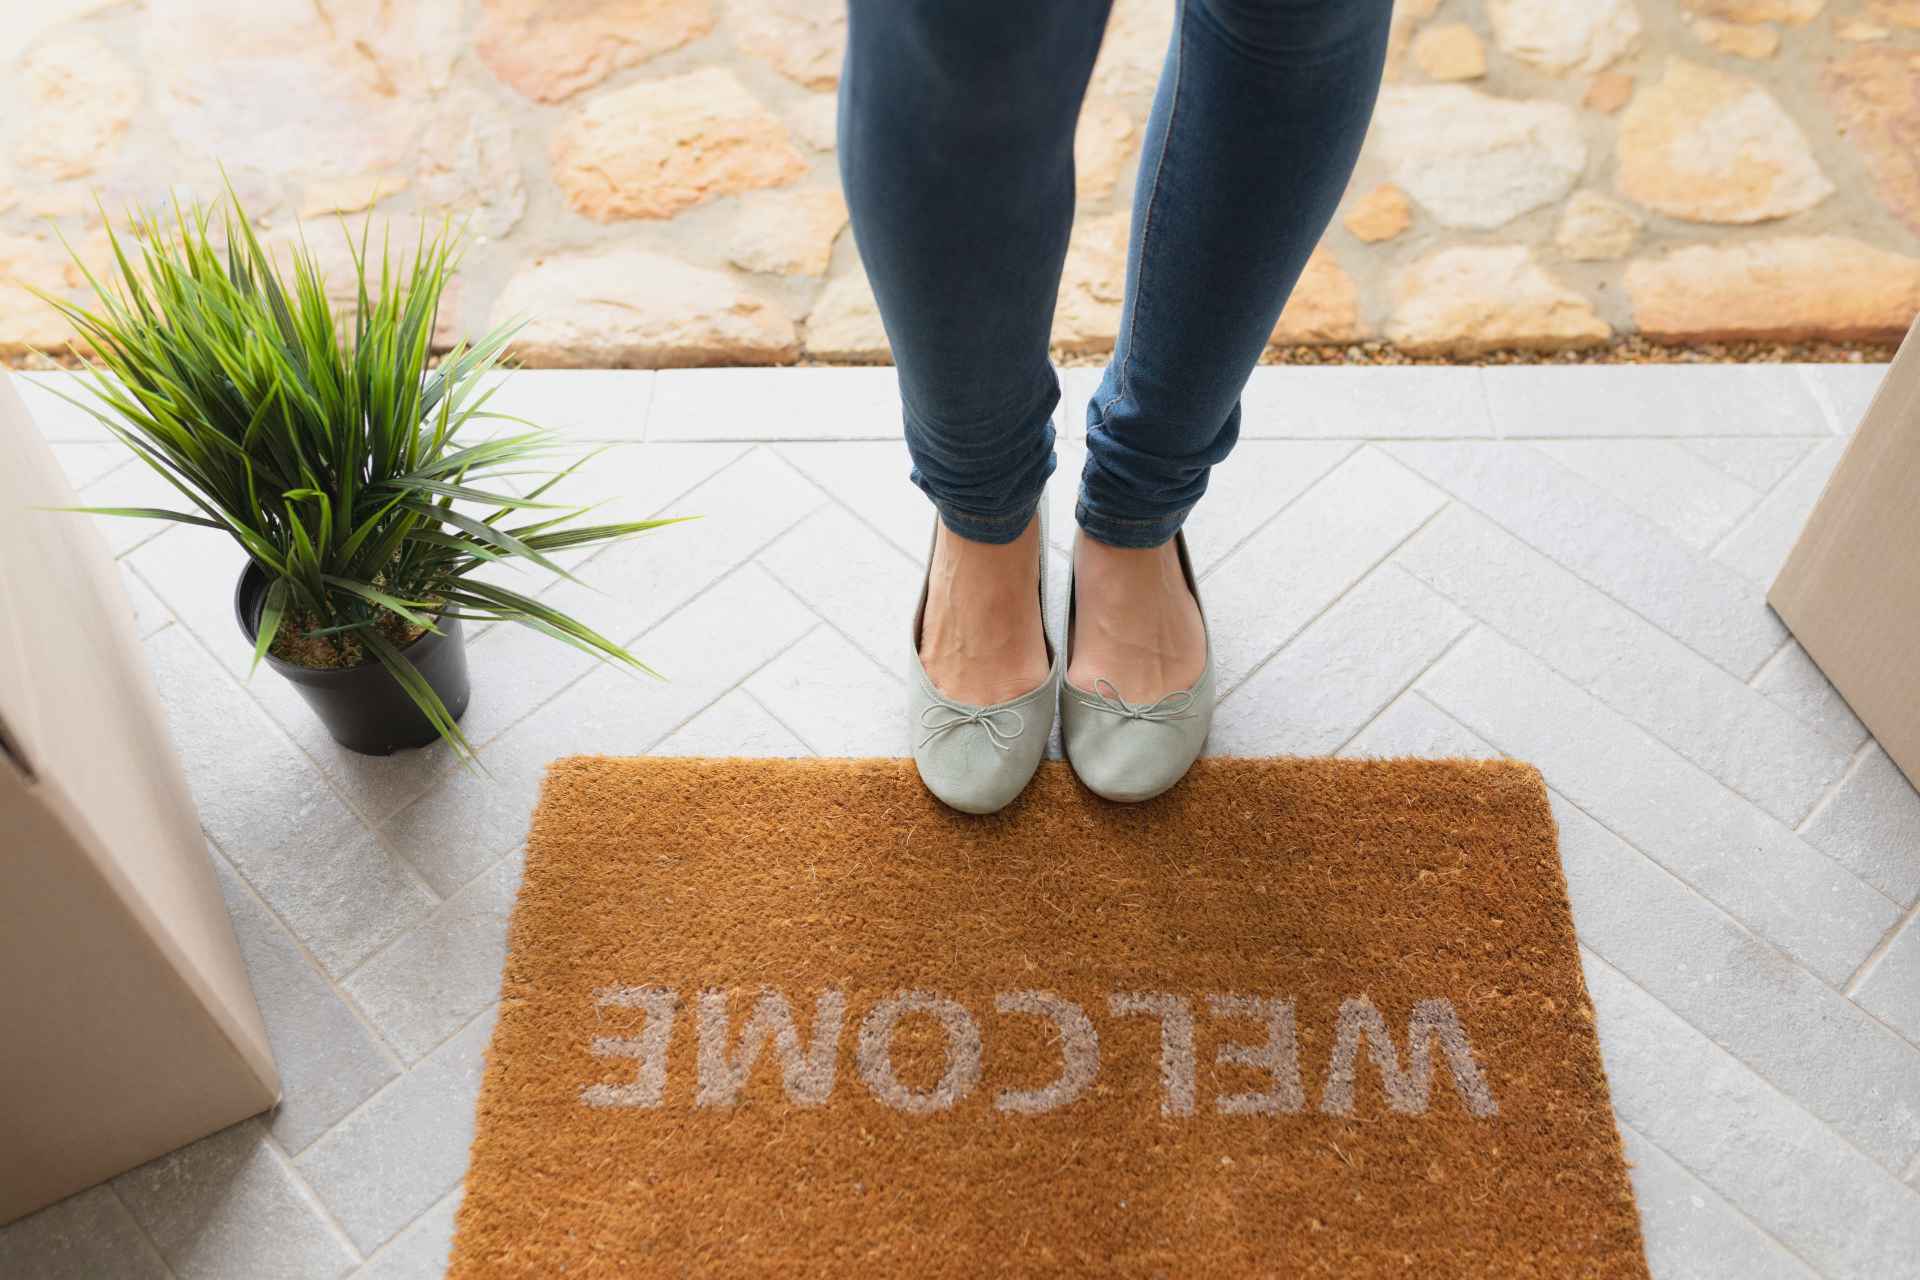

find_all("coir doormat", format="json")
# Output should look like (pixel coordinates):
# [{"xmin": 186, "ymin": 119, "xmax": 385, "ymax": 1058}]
[{"xmin": 449, "ymin": 758, "xmax": 1646, "ymax": 1277}]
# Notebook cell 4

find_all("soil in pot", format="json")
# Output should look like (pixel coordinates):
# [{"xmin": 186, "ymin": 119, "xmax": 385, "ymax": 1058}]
[
  {"xmin": 234, "ymin": 563, "xmax": 472, "ymax": 756},
  {"xmin": 270, "ymin": 606, "xmax": 429, "ymax": 669}
]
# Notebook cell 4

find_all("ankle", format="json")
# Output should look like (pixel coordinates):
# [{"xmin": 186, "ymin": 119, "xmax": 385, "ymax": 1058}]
[
  {"xmin": 917, "ymin": 511, "xmax": 1051, "ymax": 704},
  {"xmin": 1072, "ymin": 534, "xmax": 1185, "ymax": 596},
  {"xmin": 929, "ymin": 516, "xmax": 1041, "ymax": 610},
  {"xmin": 1067, "ymin": 533, "xmax": 1204, "ymax": 699}
]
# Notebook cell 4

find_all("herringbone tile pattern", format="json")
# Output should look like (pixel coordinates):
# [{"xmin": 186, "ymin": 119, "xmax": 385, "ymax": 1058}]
[{"xmin": 6, "ymin": 365, "xmax": 1918, "ymax": 1279}]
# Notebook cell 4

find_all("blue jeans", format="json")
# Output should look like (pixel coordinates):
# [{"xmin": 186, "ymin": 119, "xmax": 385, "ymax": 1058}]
[{"xmin": 838, "ymin": 0, "xmax": 1391, "ymax": 547}]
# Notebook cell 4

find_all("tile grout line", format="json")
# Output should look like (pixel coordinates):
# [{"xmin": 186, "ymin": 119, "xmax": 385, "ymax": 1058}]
[
  {"xmin": 515, "ymin": 438, "xmax": 755, "ymax": 604},
  {"xmin": 1792, "ymin": 364, "xmax": 1846, "ymax": 437},
  {"xmin": 768, "ymin": 441, "xmax": 948, "ymax": 566},
  {"xmin": 1672, "ymin": 435, "xmax": 1770, "ymax": 493},
  {"xmin": 1472, "ymin": 366, "xmax": 1499, "ymax": 442},
  {"xmin": 1702, "ymin": 476, "xmax": 1777, "ymax": 580},
  {"xmin": 140, "ymin": 620, "xmax": 435, "ymax": 1072},
  {"xmin": 1746, "ymin": 431, "xmax": 1834, "ymax": 501},
  {"xmin": 1744, "ymin": 632, "xmax": 1797, "ymax": 691},
  {"xmin": 256, "ymin": 1120, "xmax": 366, "ymax": 1268},
  {"xmin": 622, "ymin": 560, "xmax": 835, "ymax": 755},
  {"xmin": 382, "ymin": 534, "xmax": 831, "ymax": 885},
  {"xmin": 128, "ymin": 559, "xmax": 447, "ymax": 911},
  {"xmin": 125, "ymin": 554, "xmax": 418, "ymax": 825},
  {"xmin": 376, "ymin": 492, "xmax": 839, "ymax": 892},
  {"xmin": 204, "ymin": 438, "xmax": 759, "ymax": 834},
  {"xmin": 352, "ymin": 1185, "xmax": 462, "ymax": 1277},
  {"xmin": 54, "ymin": 445, "xmax": 136, "ymax": 490},
  {"xmin": 104, "ymin": 1181, "xmax": 182, "ymax": 1280},
  {"xmin": 1576, "ymin": 942, "xmax": 1920, "ymax": 1211},
  {"xmin": 1843, "ymin": 892, "xmax": 1920, "ymax": 1000},
  {"xmin": 290, "ymin": 998, "xmax": 499, "ymax": 1204},
  {"xmin": 1376, "ymin": 515, "xmax": 1861, "ymax": 830},
  {"xmin": 1704, "ymin": 433, "xmax": 1836, "ymax": 564},
  {"xmin": 527, "ymin": 443, "xmax": 827, "ymax": 651},
  {"xmin": 617, "ymin": 611, "xmax": 828, "ymax": 759},
  {"xmin": 1519, "ymin": 433, "xmax": 1796, "ymax": 611},
  {"xmin": 1325, "ymin": 610, "xmax": 1481, "ymax": 757},
  {"xmin": 1436, "ymin": 687, "xmax": 1920, "ymax": 1097},
  {"xmin": 485, "ymin": 493, "xmax": 834, "ymax": 735},
  {"xmin": 755, "ymin": 553, "xmax": 910, "ymax": 686},
  {"xmin": 1215, "ymin": 488, "xmax": 1452, "ymax": 705},
  {"xmin": 1615, "ymin": 1118, "xmax": 1828, "ymax": 1279},
  {"xmin": 648, "ymin": 657, "xmax": 799, "ymax": 755},
  {"xmin": 377, "ymin": 456, "xmax": 832, "ymax": 865},
  {"xmin": 1383, "ymin": 445, "xmax": 1785, "ymax": 688},
  {"xmin": 737, "ymin": 683, "xmax": 822, "ymax": 757},
  {"xmin": 123, "ymin": 563, "xmax": 441, "ymax": 1068},
  {"xmin": 1192, "ymin": 442, "xmax": 1365, "ymax": 587},
  {"xmin": 634, "ymin": 369, "xmax": 659, "ymax": 444},
  {"xmin": 334, "ymin": 841, "xmax": 520, "ymax": 994},
  {"xmin": 1513, "ymin": 434, "xmax": 1767, "ymax": 566},
  {"xmin": 1794, "ymin": 738, "xmax": 1874, "ymax": 836},
  {"xmin": 202, "ymin": 828, "xmax": 411, "ymax": 1075},
  {"xmin": 1411, "ymin": 684, "xmax": 1920, "ymax": 1057}
]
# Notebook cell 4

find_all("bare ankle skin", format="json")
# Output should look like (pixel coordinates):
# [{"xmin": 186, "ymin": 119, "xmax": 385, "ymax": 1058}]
[
  {"xmin": 1067, "ymin": 533, "xmax": 1206, "ymax": 703},
  {"xmin": 917, "ymin": 513, "xmax": 1050, "ymax": 706}
]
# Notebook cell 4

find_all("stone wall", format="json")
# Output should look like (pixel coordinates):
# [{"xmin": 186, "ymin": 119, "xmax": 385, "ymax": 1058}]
[{"xmin": 4, "ymin": 0, "xmax": 1920, "ymax": 366}]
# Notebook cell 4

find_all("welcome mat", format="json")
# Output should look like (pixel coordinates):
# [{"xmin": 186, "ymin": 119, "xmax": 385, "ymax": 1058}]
[{"xmin": 449, "ymin": 758, "xmax": 1646, "ymax": 1277}]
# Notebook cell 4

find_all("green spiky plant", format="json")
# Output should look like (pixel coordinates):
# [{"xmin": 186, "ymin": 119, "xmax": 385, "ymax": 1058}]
[{"xmin": 37, "ymin": 193, "xmax": 680, "ymax": 760}]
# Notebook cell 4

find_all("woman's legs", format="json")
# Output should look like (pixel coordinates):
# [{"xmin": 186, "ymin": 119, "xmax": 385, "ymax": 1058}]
[
  {"xmin": 841, "ymin": 0, "xmax": 1113, "ymax": 541},
  {"xmin": 1070, "ymin": 0, "xmax": 1391, "ymax": 699},
  {"xmin": 840, "ymin": 0, "xmax": 1112, "ymax": 705},
  {"xmin": 1083, "ymin": 0, "xmax": 1392, "ymax": 547},
  {"xmin": 841, "ymin": 0, "xmax": 1391, "ymax": 705}
]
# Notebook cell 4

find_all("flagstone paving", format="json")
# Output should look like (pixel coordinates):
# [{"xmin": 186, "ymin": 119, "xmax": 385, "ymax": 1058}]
[
  {"xmin": 8, "ymin": 1, "xmax": 1920, "ymax": 362},
  {"xmin": 6, "ymin": 364, "xmax": 1919, "ymax": 1279}
]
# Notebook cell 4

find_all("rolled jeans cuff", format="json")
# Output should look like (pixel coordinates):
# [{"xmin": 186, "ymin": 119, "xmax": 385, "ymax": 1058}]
[
  {"xmin": 935, "ymin": 497, "xmax": 1042, "ymax": 546},
  {"xmin": 1073, "ymin": 499, "xmax": 1191, "ymax": 550}
]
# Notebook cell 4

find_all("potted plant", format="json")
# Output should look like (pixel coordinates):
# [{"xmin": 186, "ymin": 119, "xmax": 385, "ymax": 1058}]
[{"xmin": 38, "ymin": 195, "xmax": 678, "ymax": 759}]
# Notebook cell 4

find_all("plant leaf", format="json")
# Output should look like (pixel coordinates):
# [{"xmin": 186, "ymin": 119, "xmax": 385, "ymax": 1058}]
[
  {"xmin": 53, "ymin": 505, "xmax": 227, "ymax": 528},
  {"xmin": 249, "ymin": 577, "xmax": 289, "ymax": 675},
  {"xmin": 33, "ymin": 184, "xmax": 682, "ymax": 759},
  {"xmin": 319, "ymin": 575, "xmax": 443, "ymax": 633},
  {"xmin": 361, "ymin": 626, "xmax": 476, "ymax": 764}
]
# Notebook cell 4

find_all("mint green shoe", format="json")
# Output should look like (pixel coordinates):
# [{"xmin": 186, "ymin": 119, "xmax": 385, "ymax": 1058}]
[
  {"xmin": 906, "ymin": 498, "xmax": 1060, "ymax": 815},
  {"xmin": 1060, "ymin": 530, "xmax": 1213, "ymax": 803}
]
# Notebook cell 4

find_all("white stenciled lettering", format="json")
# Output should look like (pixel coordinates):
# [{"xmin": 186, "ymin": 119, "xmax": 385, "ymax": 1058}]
[
  {"xmin": 1319, "ymin": 995, "xmax": 1499, "ymax": 1118},
  {"xmin": 1108, "ymin": 992, "xmax": 1196, "ymax": 1117},
  {"xmin": 696, "ymin": 988, "xmax": 846, "ymax": 1107},
  {"xmin": 1207, "ymin": 994, "xmax": 1305, "ymax": 1115},
  {"xmin": 993, "ymin": 991, "xmax": 1099, "ymax": 1115},
  {"xmin": 857, "ymin": 992, "xmax": 983, "ymax": 1114},
  {"xmin": 581, "ymin": 985, "xmax": 679, "ymax": 1109},
  {"xmin": 579, "ymin": 987, "xmax": 1502, "ymax": 1121}
]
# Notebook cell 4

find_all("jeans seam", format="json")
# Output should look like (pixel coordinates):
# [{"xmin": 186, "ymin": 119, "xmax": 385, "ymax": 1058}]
[
  {"xmin": 1102, "ymin": 0, "xmax": 1186, "ymax": 424},
  {"xmin": 1081, "ymin": 509, "xmax": 1173, "ymax": 527},
  {"xmin": 943, "ymin": 504, "xmax": 1035, "ymax": 528},
  {"xmin": 1076, "ymin": 501, "xmax": 1190, "ymax": 549}
]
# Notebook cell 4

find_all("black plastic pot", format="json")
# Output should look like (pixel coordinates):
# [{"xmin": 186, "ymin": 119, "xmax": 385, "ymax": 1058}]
[{"xmin": 234, "ymin": 562, "xmax": 471, "ymax": 755}]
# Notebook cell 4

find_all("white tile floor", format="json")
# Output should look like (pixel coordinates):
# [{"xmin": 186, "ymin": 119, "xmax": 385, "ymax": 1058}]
[{"xmin": 5, "ymin": 363, "xmax": 1919, "ymax": 1279}]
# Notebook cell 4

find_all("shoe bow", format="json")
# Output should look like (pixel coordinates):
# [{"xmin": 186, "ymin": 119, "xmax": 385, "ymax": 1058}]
[
  {"xmin": 1088, "ymin": 678, "xmax": 1198, "ymax": 723},
  {"xmin": 917, "ymin": 702, "xmax": 1027, "ymax": 752}
]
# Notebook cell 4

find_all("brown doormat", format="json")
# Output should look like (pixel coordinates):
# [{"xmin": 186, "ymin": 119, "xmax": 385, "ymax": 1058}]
[{"xmin": 450, "ymin": 758, "xmax": 1646, "ymax": 1278}]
